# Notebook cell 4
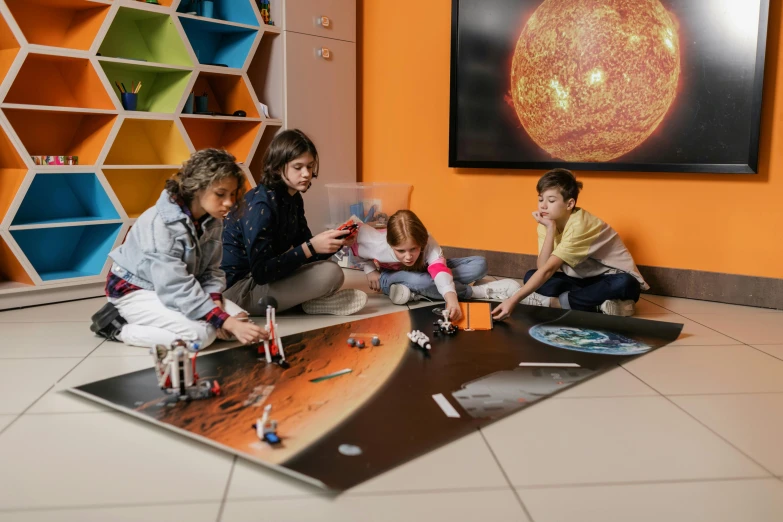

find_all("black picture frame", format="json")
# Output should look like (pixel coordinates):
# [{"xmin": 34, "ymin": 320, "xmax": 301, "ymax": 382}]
[{"xmin": 448, "ymin": 0, "xmax": 771, "ymax": 174}]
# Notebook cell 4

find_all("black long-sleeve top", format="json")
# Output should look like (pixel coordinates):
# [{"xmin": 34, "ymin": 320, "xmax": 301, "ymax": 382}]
[{"xmin": 221, "ymin": 185, "xmax": 329, "ymax": 288}]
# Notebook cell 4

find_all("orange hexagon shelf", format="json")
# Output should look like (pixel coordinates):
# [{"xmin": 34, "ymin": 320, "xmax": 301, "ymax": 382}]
[
  {"xmin": 0, "ymin": 11, "xmax": 20, "ymax": 84},
  {"xmin": 0, "ymin": 122, "xmax": 27, "ymax": 224},
  {"xmin": 101, "ymin": 167, "xmax": 178, "ymax": 219},
  {"xmin": 5, "ymin": 0, "xmax": 111, "ymax": 51},
  {"xmin": 0, "ymin": 233, "xmax": 33, "ymax": 289},
  {"xmin": 3, "ymin": 108, "xmax": 117, "ymax": 166},
  {"xmin": 104, "ymin": 119, "xmax": 190, "ymax": 166},
  {"xmin": 5, "ymin": 53, "xmax": 115, "ymax": 110}
]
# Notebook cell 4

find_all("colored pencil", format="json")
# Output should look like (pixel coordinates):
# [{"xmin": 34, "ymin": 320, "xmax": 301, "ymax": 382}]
[{"xmin": 115, "ymin": 81, "xmax": 124, "ymax": 93}]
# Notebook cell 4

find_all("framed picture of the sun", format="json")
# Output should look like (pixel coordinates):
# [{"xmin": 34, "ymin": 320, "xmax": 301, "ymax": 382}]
[{"xmin": 448, "ymin": 0, "xmax": 771, "ymax": 173}]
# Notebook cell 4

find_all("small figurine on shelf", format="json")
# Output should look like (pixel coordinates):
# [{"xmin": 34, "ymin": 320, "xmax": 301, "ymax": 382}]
[
  {"xmin": 259, "ymin": 0, "xmax": 272, "ymax": 24},
  {"xmin": 151, "ymin": 339, "xmax": 222, "ymax": 401},
  {"xmin": 258, "ymin": 296, "xmax": 289, "ymax": 368},
  {"xmin": 253, "ymin": 404, "xmax": 281, "ymax": 445}
]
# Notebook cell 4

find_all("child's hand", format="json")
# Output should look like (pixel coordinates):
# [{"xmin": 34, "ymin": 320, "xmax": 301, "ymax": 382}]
[
  {"xmin": 491, "ymin": 299, "xmax": 517, "ymax": 321},
  {"xmin": 312, "ymin": 229, "xmax": 350, "ymax": 254},
  {"xmin": 366, "ymin": 270, "xmax": 381, "ymax": 292},
  {"xmin": 444, "ymin": 293, "xmax": 462, "ymax": 321},
  {"xmin": 223, "ymin": 317, "xmax": 268, "ymax": 345},
  {"xmin": 532, "ymin": 211, "xmax": 555, "ymax": 229}
]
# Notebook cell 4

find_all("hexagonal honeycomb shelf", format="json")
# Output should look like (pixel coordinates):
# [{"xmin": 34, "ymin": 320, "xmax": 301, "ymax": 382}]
[
  {"xmin": 3, "ymin": 108, "xmax": 117, "ymax": 166},
  {"xmin": 0, "ymin": 8, "xmax": 21, "ymax": 83},
  {"xmin": 98, "ymin": 7, "xmax": 192, "ymax": 67},
  {"xmin": 0, "ymin": 121, "xmax": 27, "ymax": 224},
  {"xmin": 11, "ymin": 173, "xmax": 120, "ymax": 226},
  {"xmin": 6, "ymin": 53, "xmax": 115, "ymax": 110},
  {"xmin": 5, "ymin": 0, "xmax": 111, "ymax": 51},
  {"xmin": 0, "ymin": 0, "xmax": 268, "ymax": 305},
  {"xmin": 102, "ymin": 167, "xmax": 178, "ymax": 219},
  {"xmin": 10, "ymin": 223, "xmax": 122, "ymax": 282},
  {"xmin": 104, "ymin": 119, "xmax": 190, "ymax": 166}
]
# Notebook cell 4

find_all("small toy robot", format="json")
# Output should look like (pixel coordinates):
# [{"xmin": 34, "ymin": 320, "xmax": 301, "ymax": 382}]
[
  {"xmin": 433, "ymin": 309, "xmax": 458, "ymax": 336},
  {"xmin": 253, "ymin": 404, "xmax": 280, "ymax": 445},
  {"xmin": 407, "ymin": 330, "xmax": 431, "ymax": 350},
  {"xmin": 258, "ymin": 297, "xmax": 288, "ymax": 368},
  {"xmin": 151, "ymin": 339, "xmax": 221, "ymax": 401}
]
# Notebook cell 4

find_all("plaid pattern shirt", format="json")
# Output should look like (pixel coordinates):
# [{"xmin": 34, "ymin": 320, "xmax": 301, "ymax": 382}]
[{"xmin": 105, "ymin": 197, "xmax": 230, "ymax": 330}]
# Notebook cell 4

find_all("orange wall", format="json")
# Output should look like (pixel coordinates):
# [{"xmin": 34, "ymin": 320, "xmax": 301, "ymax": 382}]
[{"xmin": 360, "ymin": 0, "xmax": 783, "ymax": 279}]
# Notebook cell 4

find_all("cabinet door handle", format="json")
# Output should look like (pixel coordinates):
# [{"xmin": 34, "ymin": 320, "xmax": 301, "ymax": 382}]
[
  {"xmin": 317, "ymin": 47, "xmax": 331, "ymax": 59},
  {"xmin": 317, "ymin": 16, "xmax": 331, "ymax": 28}
]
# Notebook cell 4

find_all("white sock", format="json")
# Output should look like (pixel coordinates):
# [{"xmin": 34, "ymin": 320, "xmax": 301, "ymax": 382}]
[{"xmin": 471, "ymin": 284, "xmax": 488, "ymax": 299}]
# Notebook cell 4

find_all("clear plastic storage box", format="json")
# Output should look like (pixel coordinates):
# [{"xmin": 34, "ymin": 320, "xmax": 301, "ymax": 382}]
[{"xmin": 325, "ymin": 182, "xmax": 412, "ymax": 229}]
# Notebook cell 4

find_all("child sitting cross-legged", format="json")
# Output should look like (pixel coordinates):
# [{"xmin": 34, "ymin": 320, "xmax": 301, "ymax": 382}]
[
  {"xmin": 90, "ymin": 149, "xmax": 268, "ymax": 349},
  {"xmin": 492, "ymin": 168, "xmax": 649, "ymax": 321},
  {"xmin": 353, "ymin": 210, "xmax": 521, "ymax": 320}
]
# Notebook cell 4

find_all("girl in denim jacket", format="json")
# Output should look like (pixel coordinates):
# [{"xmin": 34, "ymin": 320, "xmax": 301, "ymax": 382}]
[{"xmin": 90, "ymin": 149, "xmax": 267, "ymax": 349}]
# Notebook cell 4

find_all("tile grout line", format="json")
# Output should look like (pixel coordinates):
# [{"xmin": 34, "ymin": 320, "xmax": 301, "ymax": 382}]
[
  {"xmin": 0, "ymin": 338, "xmax": 111, "ymax": 433},
  {"xmin": 661, "ymin": 307, "xmax": 783, "ymax": 360},
  {"xmin": 515, "ymin": 475, "xmax": 775, "ymax": 490},
  {"xmin": 215, "ymin": 456, "xmax": 237, "ymax": 522},
  {"xmin": 619, "ymin": 366, "xmax": 779, "ymax": 478},
  {"xmin": 478, "ymin": 428, "xmax": 536, "ymax": 522},
  {"xmin": 0, "ymin": 499, "xmax": 222, "ymax": 515}
]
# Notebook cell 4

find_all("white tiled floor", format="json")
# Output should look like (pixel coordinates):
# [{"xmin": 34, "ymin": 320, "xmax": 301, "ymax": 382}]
[{"xmin": 0, "ymin": 270, "xmax": 781, "ymax": 521}]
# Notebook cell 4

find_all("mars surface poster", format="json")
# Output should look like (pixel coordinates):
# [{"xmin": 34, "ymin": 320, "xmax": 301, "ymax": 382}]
[
  {"xmin": 71, "ymin": 305, "xmax": 682, "ymax": 492},
  {"xmin": 449, "ymin": 0, "xmax": 770, "ymax": 173}
]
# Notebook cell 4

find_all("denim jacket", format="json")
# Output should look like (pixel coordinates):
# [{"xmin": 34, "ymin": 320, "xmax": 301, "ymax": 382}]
[{"xmin": 108, "ymin": 190, "xmax": 226, "ymax": 320}]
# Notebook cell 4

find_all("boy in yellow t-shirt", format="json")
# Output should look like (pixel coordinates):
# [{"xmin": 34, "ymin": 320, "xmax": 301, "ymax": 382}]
[{"xmin": 492, "ymin": 169, "xmax": 649, "ymax": 320}]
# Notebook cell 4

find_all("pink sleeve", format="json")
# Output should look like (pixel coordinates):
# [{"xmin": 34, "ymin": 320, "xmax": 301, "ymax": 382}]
[{"xmin": 427, "ymin": 258, "xmax": 451, "ymax": 279}]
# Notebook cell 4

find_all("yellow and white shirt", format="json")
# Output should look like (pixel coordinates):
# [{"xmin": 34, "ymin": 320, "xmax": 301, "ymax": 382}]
[{"xmin": 537, "ymin": 208, "xmax": 649, "ymax": 290}]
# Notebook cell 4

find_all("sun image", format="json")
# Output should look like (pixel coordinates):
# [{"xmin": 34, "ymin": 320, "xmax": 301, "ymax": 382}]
[{"xmin": 510, "ymin": 0, "xmax": 680, "ymax": 162}]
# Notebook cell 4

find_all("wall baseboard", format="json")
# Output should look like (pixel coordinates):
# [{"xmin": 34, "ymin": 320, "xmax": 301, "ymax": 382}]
[{"xmin": 442, "ymin": 247, "xmax": 783, "ymax": 310}]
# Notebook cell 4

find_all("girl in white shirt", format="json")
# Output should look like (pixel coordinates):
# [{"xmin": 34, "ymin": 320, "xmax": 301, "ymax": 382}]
[{"xmin": 352, "ymin": 210, "xmax": 521, "ymax": 320}]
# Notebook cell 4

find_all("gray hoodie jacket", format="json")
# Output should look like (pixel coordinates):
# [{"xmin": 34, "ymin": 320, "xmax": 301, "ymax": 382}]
[{"xmin": 108, "ymin": 190, "xmax": 225, "ymax": 320}]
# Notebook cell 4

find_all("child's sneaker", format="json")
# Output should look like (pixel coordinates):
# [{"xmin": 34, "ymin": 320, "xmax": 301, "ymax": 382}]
[
  {"xmin": 302, "ymin": 289, "xmax": 368, "ymax": 316},
  {"xmin": 388, "ymin": 283, "xmax": 422, "ymax": 305},
  {"xmin": 479, "ymin": 279, "xmax": 522, "ymax": 300},
  {"xmin": 90, "ymin": 302, "xmax": 127, "ymax": 342},
  {"xmin": 599, "ymin": 299, "xmax": 635, "ymax": 316},
  {"xmin": 519, "ymin": 292, "xmax": 552, "ymax": 307}
]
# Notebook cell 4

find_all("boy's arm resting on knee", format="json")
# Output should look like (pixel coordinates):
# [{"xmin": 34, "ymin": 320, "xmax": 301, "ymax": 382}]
[{"xmin": 512, "ymin": 255, "xmax": 563, "ymax": 301}]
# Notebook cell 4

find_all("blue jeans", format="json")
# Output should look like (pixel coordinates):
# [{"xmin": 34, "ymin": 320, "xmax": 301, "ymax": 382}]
[
  {"xmin": 379, "ymin": 256, "xmax": 488, "ymax": 300},
  {"xmin": 524, "ymin": 270, "xmax": 641, "ymax": 312}
]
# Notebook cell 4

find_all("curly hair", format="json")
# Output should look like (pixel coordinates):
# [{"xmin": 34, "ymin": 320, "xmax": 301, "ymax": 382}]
[
  {"xmin": 165, "ymin": 148, "xmax": 245, "ymax": 205},
  {"xmin": 260, "ymin": 129, "xmax": 319, "ymax": 191},
  {"xmin": 386, "ymin": 210, "xmax": 429, "ymax": 272}
]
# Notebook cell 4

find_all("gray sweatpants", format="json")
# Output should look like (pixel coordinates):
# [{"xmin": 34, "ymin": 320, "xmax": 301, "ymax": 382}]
[{"xmin": 223, "ymin": 260, "xmax": 345, "ymax": 316}]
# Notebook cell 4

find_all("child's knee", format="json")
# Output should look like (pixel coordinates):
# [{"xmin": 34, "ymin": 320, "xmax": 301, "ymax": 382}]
[
  {"xmin": 614, "ymin": 273, "xmax": 641, "ymax": 300},
  {"xmin": 192, "ymin": 324, "xmax": 217, "ymax": 348},
  {"xmin": 318, "ymin": 261, "xmax": 345, "ymax": 292},
  {"xmin": 524, "ymin": 269, "xmax": 537, "ymax": 283},
  {"xmin": 473, "ymin": 257, "xmax": 489, "ymax": 279}
]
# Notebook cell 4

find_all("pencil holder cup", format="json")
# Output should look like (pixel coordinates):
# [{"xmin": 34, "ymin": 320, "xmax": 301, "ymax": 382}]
[
  {"xmin": 199, "ymin": 1, "xmax": 214, "ymax": 18},
  {"xmin": 183, "ymin": 93, "xmax": 195, "ymax": 114},
  {"xmin": 121, "ymin": 92, "xmax": 138, "ymax": 111},
  {"xmin": 195, "ymin": 95, "xmax": 209, "ymax": 113}
]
